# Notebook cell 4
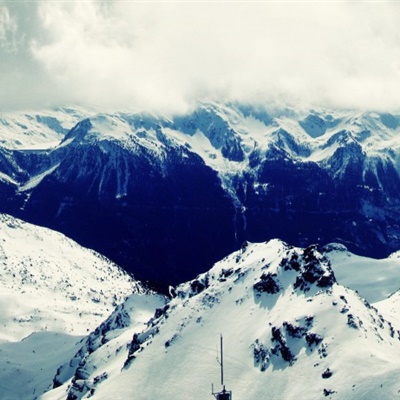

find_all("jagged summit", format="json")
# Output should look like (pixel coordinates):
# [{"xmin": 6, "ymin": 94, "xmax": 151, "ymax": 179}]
[{"xmin": 41, "ymin": 240, "xmax": 400, "ymax": 400}]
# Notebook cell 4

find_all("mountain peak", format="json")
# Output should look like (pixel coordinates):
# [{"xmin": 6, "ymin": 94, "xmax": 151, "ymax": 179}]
[
  {"xmin": 42, "ymin": 240, "xmax": 400, "ymax": 400},
  {"xmin": 60, "ymin": 118, "xmax": 93, "ymax": 145}
]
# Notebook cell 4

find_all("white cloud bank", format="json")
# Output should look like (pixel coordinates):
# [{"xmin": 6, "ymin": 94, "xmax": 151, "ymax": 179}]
[{"xmin": 1, "ymin": 0, "xmax": 400, "ymax": 113}]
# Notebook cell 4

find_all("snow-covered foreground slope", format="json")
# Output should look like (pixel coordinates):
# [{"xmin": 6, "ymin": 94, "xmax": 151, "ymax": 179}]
[
  {"xmin": 0, "ymin": 332, "xmax": 83, "ymax": 400},
  {"xmin": 0, "ymin": 213, "xmax": 144, "ymax": 342},
  {"xmin": 44, "ymin": 293, "xmax": 165, "ymax": 400},
  {"xmin": 0, "ymin": 213, "xmax": 148, "ymax": 399},
  {"xmin": 41, "ymin": 240, "xmax": 400, "ymax": 400}
]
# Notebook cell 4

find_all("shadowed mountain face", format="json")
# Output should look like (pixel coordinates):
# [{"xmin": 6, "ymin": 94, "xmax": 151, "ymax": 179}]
[
  {"xmin": 19, "ymin": 136, "xmax": 236, "ymax": 286},
  {"xmin": 2, "ymin": 104, "xmax": 400, "ymax": 286}
]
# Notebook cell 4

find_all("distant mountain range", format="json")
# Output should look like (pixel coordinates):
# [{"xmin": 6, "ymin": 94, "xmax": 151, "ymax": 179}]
[{"xmin": 2, "ymin": 103, "xmax": 400, "ymax": 286}]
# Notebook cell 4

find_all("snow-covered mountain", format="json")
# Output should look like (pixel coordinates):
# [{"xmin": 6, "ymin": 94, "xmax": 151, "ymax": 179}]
[
  {"xmin": 0, "ymin": 213, "xmax": 147, "ymax": 399},
  {"xmin": 0, "ymin": 107, "xmax": 87, "ymax": 150},
  {"xmin": 2, "ymin": 103, "xmax": 400, "ymax": 284},
  {"xmin": 40, "ymin": 239, "xmax": 400, "ymax": 400}
]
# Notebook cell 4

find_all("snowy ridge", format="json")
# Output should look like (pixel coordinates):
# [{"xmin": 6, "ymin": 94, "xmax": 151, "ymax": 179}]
[
  {"xmin": 0, "ymin": 213, "xmax": 144, "ymax": 342},
  {"xmin": 41, "ymin": 240, "xmax": 400, "ymax": 400},
  {"xmin": 48, "ymin": 294, "xmax": 165, "ymax": 400}
]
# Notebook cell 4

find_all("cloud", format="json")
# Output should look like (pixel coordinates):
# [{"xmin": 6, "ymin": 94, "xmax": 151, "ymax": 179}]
[
  {"xmin": 0, "ymin": 5, "xmax": 17, "ymax": 52},
  {"xmin": 1, "ymin": 1, "xmax": 400, "ymax": 113}
]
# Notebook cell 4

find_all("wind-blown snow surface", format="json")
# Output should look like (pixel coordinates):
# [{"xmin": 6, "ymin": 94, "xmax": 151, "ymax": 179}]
[
  {"xmin": 323, "ymin": 243, "xmax": 400, "ymax": 303},
  {"xmin": 41, "ymin": 240, "xmax": 400, "ymax": 400},
  {"xmin": 0, "ymin": 213, "xmax": 146, "ymax": 399},
  {"xmin": 322, "ymin": 243, "xmax": 400, "ymax": 337}
]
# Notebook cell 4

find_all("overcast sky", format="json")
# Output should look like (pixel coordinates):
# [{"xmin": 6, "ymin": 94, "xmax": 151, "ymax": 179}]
[{"xmin": 1, "ymin": 0, "xmax": 400, "ymax": 113}]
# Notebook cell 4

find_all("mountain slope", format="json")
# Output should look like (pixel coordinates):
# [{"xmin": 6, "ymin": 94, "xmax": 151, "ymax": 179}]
[
  {"xmin": 44, "ymin": 293, "xmax": 165, "ymax": 400},
  {"xmin": 0, "ymin": 213, "xmax": 144, "ymax": 342},
  {"xmin": 323, "ymin": 243, "xmax": 400, "ymax": 303},
  {"xmin": 0, "ymin": 213, "xmax": 148, "ymax": 399},
  {"xmin": 41, "ymin": 240, "xmax": 400, "ymax": 400}
]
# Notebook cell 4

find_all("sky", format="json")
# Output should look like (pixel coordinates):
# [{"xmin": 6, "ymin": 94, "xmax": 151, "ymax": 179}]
[{"xmin": 1, "ymin": 0, "xmax": 400, "ymax": 114}]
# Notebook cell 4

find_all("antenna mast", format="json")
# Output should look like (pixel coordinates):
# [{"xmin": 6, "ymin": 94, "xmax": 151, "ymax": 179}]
[
  {"xmin": 211, "ymin": 335, "xmax": 232, "ymax": 400},
  {"xmin": 220, "ymin": 334, "xmax": 224, "ymax": 388}
]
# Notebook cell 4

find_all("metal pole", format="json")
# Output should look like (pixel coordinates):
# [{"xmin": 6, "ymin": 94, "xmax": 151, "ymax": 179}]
[{"xmin": 221, "ymin": 334, "xmax": 224, "ymax": 387}]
